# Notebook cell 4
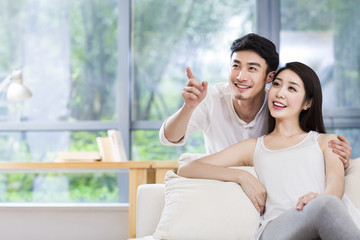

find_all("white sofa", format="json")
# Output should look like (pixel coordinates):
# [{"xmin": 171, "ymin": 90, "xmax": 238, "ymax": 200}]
[{"xmin": 133, "ymin": 158, "xmax": 360, "ymax": 240}]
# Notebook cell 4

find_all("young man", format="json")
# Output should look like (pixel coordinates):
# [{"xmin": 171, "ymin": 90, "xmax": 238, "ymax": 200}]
[{"xmin": 159, "ymin": 33, "xmax": 351, "ymax": 163}]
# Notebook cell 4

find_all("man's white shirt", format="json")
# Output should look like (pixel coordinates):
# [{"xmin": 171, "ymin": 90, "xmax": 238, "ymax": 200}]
[{"xmin": 159, "ymin": 82, "xmax": 269, "ymax": 154}]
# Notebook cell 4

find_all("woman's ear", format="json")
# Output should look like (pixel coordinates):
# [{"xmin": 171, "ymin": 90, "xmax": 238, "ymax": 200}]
[
  {"xmin": 303, "ymin": 99, "xmax": 313, "ymax": 110},
  {"xmin": 266, "ymin": 71, "xmax": 275, "ymax": 84}
]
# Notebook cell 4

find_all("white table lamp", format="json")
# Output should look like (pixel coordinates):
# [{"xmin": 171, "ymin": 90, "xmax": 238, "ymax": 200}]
[{"xmin": 0, "ymin": 70, "xmax": 32, "ymax": 101}]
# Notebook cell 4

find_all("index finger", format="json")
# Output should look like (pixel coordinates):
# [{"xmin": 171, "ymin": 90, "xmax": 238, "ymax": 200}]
[{"xmin": 186, "ymin": 66, "xmax": 196, "ymax": 79}]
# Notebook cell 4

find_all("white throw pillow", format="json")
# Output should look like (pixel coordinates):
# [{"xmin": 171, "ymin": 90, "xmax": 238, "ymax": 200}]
[{"xmin": 153, "ymin": 169, "xmax": 260, "ymax": 240}]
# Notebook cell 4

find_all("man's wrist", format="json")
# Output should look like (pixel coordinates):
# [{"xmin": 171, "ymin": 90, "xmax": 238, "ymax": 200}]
[{"xmin": 182, "ymin": 103, "xmax": 196, "ymax": 112}]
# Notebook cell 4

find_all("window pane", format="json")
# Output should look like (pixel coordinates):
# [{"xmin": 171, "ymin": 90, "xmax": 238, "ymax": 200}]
[
  {"xmin": 0, "ymin": 172, "xmax": 127, "ymax": 203},
  {"xmin": 131, "ymin": 0, "xmax": 255, "ymax": 121},
  {"xmin": 132, "ymin": 130, "xmax": 205, "ymax": 160},
  {"xmin": 0, "ymin": 130, "xmax": 106, "ymax": 162},
  {"xmin": 0, "ymin": 0, "xmax": 118, "ymax": 122}
]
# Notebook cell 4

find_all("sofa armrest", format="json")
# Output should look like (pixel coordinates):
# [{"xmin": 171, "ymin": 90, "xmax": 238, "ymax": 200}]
[
  {"xmin": 136, "ymin": 184, "xmax": 165, "ymax": 237},
  {"xmin": 345, "ymin": 158, "xmax": 360, "ymax": 209}
]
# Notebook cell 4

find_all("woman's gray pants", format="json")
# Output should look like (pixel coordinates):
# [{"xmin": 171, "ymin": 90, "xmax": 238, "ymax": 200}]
[{"xmin": 260, "ymin": 195, "xmax": 360, "ymax": 240}]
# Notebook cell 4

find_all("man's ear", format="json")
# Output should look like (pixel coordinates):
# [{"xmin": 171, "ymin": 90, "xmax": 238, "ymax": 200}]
[
  {"xmin": 266, "ymin": 71, "xmax": 275, "ymax": 84},
  {"xmin": 303, "ymin": 99, "xmax": 313, "ymax": 110}
]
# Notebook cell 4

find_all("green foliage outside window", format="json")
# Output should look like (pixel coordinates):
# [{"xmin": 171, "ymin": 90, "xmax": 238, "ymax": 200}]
[
  {"xmin": 69, "ymin": 0, "xmax": 118, "ymax": 121},
  {"xmin": 132, "ymin": 0, "xmax": 255, "ymax": 121},
  {"xmin": 0, "ymin": 173, "xmax": 119, "ymax": 203}
]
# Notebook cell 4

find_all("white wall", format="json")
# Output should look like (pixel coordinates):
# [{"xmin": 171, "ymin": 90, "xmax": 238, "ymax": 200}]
[{"xmin": 0, "ymin": 204, "xmax": 129, "ymax": 240}]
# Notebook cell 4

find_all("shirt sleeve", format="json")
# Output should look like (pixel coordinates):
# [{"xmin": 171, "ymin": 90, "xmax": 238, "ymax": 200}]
[
  {"xmin": 159, "ymin": 95, "xmax": 211, "ymax": 146},
  {"xmin": 158, "ymin": 118, "xmax": 187, "ymax": 146}
]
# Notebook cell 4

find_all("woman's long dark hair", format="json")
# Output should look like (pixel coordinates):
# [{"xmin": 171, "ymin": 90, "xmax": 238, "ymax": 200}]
[{"xmin": 268, "ymin": 62, "xmax": 326, "ymax": 133}]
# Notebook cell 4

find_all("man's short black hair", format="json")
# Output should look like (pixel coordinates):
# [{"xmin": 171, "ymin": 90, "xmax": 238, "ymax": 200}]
[{"xmin": 230, "ymin": 33, "xmax": 279, "ymax": 74}]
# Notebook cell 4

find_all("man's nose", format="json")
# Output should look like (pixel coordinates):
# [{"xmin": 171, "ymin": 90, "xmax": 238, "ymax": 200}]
[{"xmin": 237, "ymin": 71, "xmax": 248, "ymax": 81}]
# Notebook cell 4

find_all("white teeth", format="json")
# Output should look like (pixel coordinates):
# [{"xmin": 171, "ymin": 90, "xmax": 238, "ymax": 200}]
[
  {"xmin": 274, "ymin": 102, "xmax": 286, "ymax": 107},
  {"xmin": 235, "ymin": 83, "xmax": 250, "ymax": 89}
]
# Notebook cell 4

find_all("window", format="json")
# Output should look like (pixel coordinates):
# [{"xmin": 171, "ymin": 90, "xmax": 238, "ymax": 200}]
[
  {"xmin": 280, "ymin": 0, "xmax": 360, "ymax": 157},
  {"xmin": 0, "ymin": 0, "xmax": 125, "ymax": 203}
]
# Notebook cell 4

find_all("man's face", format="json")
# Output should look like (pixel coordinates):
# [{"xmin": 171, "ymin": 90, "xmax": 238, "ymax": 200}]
[{"xmin": 229, "ymin": 50, "xmax": 270, "ymax": 101}]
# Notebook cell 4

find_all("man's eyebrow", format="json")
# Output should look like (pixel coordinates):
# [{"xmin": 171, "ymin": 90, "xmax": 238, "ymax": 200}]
[
  {"xmin": 248, "ymin": 62, "xmax": 261, "ymax": 67},
  {"xmin": 232, "ymin": 60, "xmax": 262, "ymax": 67}
]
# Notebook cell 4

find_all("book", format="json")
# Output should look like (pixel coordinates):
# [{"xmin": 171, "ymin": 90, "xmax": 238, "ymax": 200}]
[
  {"xmin": 56, "ymin": 151, "xmax": 101, "ymax": 162},
  {"xmin": 107, "ymin": 129, "xmax": 128, "ymax": 162},
  {"xmin": 96, "ymin": 137, "xmax": 115, "ymax": 162}
]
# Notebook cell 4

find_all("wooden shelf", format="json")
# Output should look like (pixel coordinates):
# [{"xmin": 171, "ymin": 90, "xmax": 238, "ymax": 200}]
[{"xmin": 151, "ymin": 160, "xmax": 179, "ymax": 169}]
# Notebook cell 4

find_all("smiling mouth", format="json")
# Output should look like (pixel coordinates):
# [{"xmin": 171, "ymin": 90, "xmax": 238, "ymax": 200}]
[
  {"xmin": 273, "ymin": 101, "xmax": 286, "ymax": 108},
  {"xmin": 234, "ymin": 83, "xmax": 251, "ymax": 89}
]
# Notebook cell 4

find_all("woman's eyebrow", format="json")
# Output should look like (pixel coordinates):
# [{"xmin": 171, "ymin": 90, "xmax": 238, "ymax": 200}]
[{"xmin": 289, "ymin": 81, "xmax": 300, "ymax": 87}]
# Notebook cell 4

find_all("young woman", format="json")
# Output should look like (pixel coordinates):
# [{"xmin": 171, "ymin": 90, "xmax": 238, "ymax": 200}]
[{"xmin": 177, "ymin": 62, "xmax": 360, "ymax": 240}]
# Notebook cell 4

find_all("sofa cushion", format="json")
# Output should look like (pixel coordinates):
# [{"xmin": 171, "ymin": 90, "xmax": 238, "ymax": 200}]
[{"xmin": 153, "ymin": 169, "xmax": 259, "ymax": 240}]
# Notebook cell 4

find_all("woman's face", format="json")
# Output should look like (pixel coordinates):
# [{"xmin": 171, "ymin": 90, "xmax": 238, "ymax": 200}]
[{"xmin": 268, "ymin": 69, "xmax": 311, "ymax": 121}]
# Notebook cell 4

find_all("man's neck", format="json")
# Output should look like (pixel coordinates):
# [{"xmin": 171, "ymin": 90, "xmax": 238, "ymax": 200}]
[{"xmin": 232, "ymin": 91, "xmax": 266, "ymax": 124}]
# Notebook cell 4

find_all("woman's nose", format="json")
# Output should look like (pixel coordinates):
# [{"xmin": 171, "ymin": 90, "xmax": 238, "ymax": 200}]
[{"xmin": 276, "ymin": 87, "xmax": 285, "ymax": 98}]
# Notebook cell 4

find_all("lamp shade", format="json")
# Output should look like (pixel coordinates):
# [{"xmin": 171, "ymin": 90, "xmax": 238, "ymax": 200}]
[
  {"xmin": 4, "ymin": 70, "xmax": 32, "ymax": 102},
  {"xmin": 7, "ymin": 82, "xmax": 32, "ymax": 101}
]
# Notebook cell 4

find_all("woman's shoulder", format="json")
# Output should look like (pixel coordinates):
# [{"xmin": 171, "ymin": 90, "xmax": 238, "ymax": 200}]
[
  {"xmin": 231, "ymin": 138, "xmax": 258, "ymax": 157},
  {"xmin": 317, "ymin": 133, "xmax": 338, "ymax": 150},
  {"xmin": 232, "ymin": 137, "xmax": 258, "ymax": 149}
]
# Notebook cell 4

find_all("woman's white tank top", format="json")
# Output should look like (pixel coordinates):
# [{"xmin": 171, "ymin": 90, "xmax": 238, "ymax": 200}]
[{"xmin": 251, "ymin": 131, "xmax": 360, "ymax": 239}]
